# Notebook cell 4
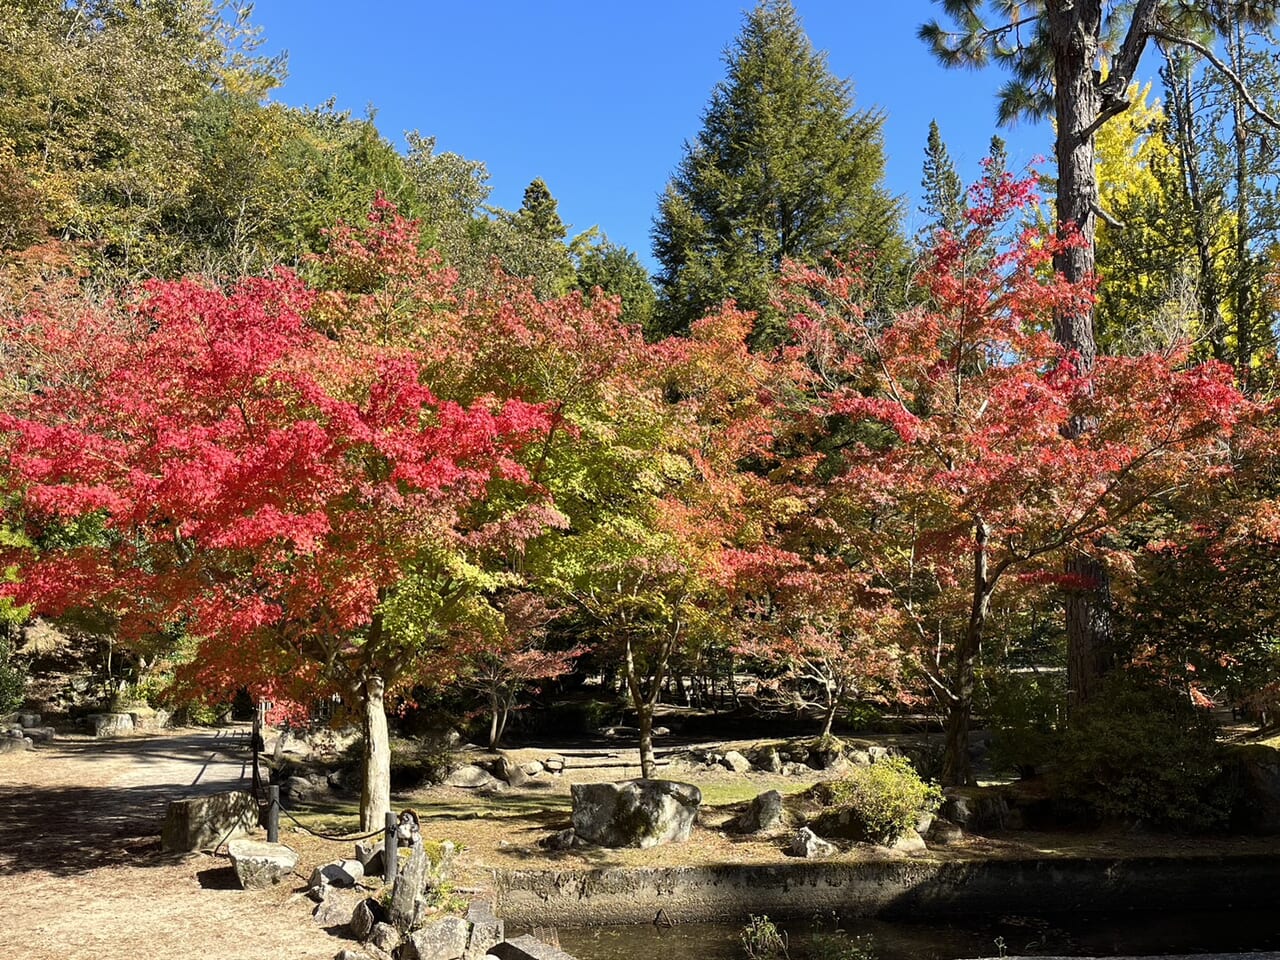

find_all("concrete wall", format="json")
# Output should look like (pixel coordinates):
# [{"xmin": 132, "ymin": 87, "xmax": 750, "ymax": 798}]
[{"xmin": 494, "ymin": 855, "xmax": 1280, "ymax": 926}]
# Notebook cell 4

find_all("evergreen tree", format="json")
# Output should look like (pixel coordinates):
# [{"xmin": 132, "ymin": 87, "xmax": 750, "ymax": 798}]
[
  {"xmin": 515, "ymin": 177, "xmax": 568, "ymax": 241},
  {"xmin": 920, "ymin": 120, "xmax": 964, "ymax": 235},
  {"xmin": 574, "ymin": 235, "xmax": 656, "ymax": 330},
  {"xmin": 652, "ymin": 0, "xmax": 905, "ymax": 346}
]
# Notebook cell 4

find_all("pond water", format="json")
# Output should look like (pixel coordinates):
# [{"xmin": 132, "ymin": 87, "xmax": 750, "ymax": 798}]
[{"xmin": 548, "ymin": 908, "xmax": 1280, "ymax": 959}]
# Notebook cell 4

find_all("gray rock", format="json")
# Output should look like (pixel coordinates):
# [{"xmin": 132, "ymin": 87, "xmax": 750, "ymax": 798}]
[
  {"xmin": 368, "ymin": 921, "xmax": 402, "ymax": 954},
  {"xmin": 23, "ymin": 726, "xmax": 55, "ymax": 742},
  {"xmin": 781, "ymin": 761, "xmax": 810, "ymax": 777},
  {"xmin": 463, "ymin": 900, "xmax": 504, "ymax": 960},
  {"xmin": 350, "ymin": 897, "xmax": 382, "ymax": 941},
  {"xmin": 89, "ymin": 712, "xmax": 134, "ymax": 737},
  {"xmin": 889, "ymin": 827, "xmax": 927, "ymax": 854},
  {"xmin": 720, "ymin": 750, "xmax": 752, "ymax": 774},
  {"xmin": 542, "ymin": 757, "xmax": 565, "ymax": 774},
  {"xmin": 282, "ymin": 775, "xmax": 316, "ymax": 802},
  {"xmin": 538, "ymin": 828, "xmax": 577, "ymax": 851},
  {"xmin": 753, "ymin": 746, "xmax": 783, "ymax": 774},
  {"xmin": 161, "ymin": 791, "xmax": 258, "ymax": 852},
  {"xmin": 926, "ymin": 817, "xmax": 964, "ymax": 844},
  {"xmin": 570, "ymin": 779, "xmax": 701, "ymax": 848},
  {"xmin": 789, "ymin": 826, "xmax": 838, "ymax": 858},
  {"xmin": 519, "ymin": 760, "xmax": 545, "ymax": 778},
  {"xmin": 652, "ymin": 726, "xmax": 671, "ymax": 737},
  {"xmin": 848, "ymin": 748, "xmax": 872, "ymax": 766},
  {"xmin": 941, "ymin": 791, "xmax": 1008, "ymax": 832},
  {"xmin": 18, "ymin": 713, "xmax": 40, "ymax": 728},
  {"xmin": 312, "ymin": 889, "xmax": 359, "ymax": 928},
  {"xmin": 227, "ymin": 838, "xmax": 298, "ymax": 888},
  {"xmin": 390, "ymin": 840, "xmax": 429, "ymax": 931},
  {"xmin": 355, "ymin": 838, "xmax": 386, "ymax": 876},
  {"xmin": 403, "ymin": 915, "xmax": 472, "ymax": 960},
  {"xmin": 495, "ymin": 754, "xmax": 529, "ymax": 787},
  {"xmin": 309, "ymin": 858, "xmax": 363, "ymax": 896},
  {"xmin": 0, "ymin": 738, "xmax": 27, "ymax": 754},
  {"xmin": 867, "ymin": 745, "xmax": 892, "ymax": 763},
  {"xmin": 129, "ymin": 708, "xmax": 165, "ymax": 733},
  {"xmin": 445, "ymin": 764, "xmax": 503, "ymax": 790},
  {"xmin": 731, "ymin": 789, "xmax": 785, "ymax": 834}
]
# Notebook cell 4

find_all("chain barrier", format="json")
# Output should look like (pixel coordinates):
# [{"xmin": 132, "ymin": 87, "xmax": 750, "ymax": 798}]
[{"xmin": 275, "ymin": 799, "xmax": 386, "ymax": 842}]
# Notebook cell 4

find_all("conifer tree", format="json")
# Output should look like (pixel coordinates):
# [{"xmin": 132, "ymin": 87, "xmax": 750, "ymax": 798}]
[
  {"xmin": 652, "ymin": 0, "xmax": 905, "ymax": 346},
  {"xmin": 920, "ymin": 120, "xmax": 965, "ymax": 236}
]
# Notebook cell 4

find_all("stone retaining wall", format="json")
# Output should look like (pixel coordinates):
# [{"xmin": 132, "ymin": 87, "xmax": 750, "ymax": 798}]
[{"xmin": 494, "ymin": 855, "xmax": 1280, "ymax": 926}]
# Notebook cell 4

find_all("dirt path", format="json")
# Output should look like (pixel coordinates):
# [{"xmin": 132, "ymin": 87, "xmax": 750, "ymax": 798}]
[{"xmin": 0, "ymin": 726, "xmax": 340, "ymax": 960}]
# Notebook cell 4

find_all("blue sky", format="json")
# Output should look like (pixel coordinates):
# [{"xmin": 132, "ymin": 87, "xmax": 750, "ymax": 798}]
[{"xmin": 248, "ymin": 2, "xmax": 1102, "ymax": 269}]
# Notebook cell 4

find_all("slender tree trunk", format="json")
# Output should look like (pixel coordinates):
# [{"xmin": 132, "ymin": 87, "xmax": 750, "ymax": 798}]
[
  {"xmin": 359, "ymin": 673, "xmax": 391, "ymax": 832},
  {"xmin": 942, "ymin": 519, "xmax": 993, "ymax": 787},
  {"xmin": 624, "ymin": 635, "xmax": 667, "ymax": 779},
  {"xmin": 636, "ymin": 701, "xmax": 656, "ymax": 779},
  {"xmin": 821, "ymin": 695, "xmax": 838, "ymax": 739}
]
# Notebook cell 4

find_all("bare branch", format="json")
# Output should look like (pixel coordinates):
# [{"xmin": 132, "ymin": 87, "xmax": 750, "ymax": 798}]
[{"xmin": 1150, "ymin": 30, "xmax": 1280, "ymax": 131}]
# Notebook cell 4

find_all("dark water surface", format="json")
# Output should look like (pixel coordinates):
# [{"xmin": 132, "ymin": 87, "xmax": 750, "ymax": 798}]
[{"xmin": 551, "ymin": 909, "xmax": 1280, "ymax": 959}]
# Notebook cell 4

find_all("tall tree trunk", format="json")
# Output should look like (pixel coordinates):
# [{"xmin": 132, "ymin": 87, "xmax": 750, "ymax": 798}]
[
  {"xmin": 942, "ymin": 519, "xmax": 992, "ymax": 787},
  {"xmin": 359, "ymin": 673, "xmax": 391, "ymax": 832},
  {"xmin": 1049, "ymin": 1, "xmax": 1115, "ymax": 709}
]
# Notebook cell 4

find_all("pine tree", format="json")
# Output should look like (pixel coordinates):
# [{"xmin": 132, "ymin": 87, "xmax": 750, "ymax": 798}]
[
  {"xmin": 920, "ymin": 120, "xmax": 964, "ymax": 236},
  {"xmin": 652, "ymin": 0, "xmax": 905, "ymax": 346}
]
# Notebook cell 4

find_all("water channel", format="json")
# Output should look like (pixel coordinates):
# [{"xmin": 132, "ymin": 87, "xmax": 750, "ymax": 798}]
[{"xmin": 549, "ymin": 908, "xmax": 1280, "ymax": 959}]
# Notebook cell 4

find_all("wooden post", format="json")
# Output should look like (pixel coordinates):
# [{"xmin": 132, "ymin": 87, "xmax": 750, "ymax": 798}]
[
  {"xmin": 267, "ymin": 785, "xmax": 280, "ymax": 843},
  {"xmin": 384, "ymin": 810, "xmax": 398, "ymax": 885}
]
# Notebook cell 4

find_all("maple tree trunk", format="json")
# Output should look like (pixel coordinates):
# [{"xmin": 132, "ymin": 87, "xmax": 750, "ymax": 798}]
[
  {"xmin": 943, "ymin": 521, "xmax": 992, "ymax": 787},
  {"xmin": 1049, "ymin": 1, "xmax": 1114, "ymax": 709},
  {"xmin": 359, "ymin": 673, "xmax": 391, "ymax": 832},
  {"xmin": 637, "ymin": 702, "xmax": 656, "ymax": 779}
]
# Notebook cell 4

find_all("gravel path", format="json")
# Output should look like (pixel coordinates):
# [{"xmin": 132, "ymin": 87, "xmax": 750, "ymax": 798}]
[{"xmin": 0, "ymin": 726, "xmax": 340, "ymax": 960}]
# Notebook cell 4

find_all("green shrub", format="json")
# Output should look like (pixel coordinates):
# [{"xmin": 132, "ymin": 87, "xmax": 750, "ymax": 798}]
[
  {"xmin": 0, "ymin": 632, "xmax": 26, "ymax": 713},
  {"xmin": 810, "ymin": 756, "xmax": 941, "ymax": 845},
  {"xmin": 981, "ymin": 668, "xmax": 1065, "ymax": 778},
  {"xmin": 741, "ymin": 915, "xmax": 789, "ymax": 960},
  {"xmin": 1055, "ymin": 672, "xmax": 1235, "ymax": 830}
]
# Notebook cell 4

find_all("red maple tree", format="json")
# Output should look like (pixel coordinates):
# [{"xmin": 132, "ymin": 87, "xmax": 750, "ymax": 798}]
[
  {"xmin": 0, "ymin": 268, "xmax": 550, "ymax": 827},
  {"xmin": 768, "ymin": 171, "xmax": 1248, "ymax": 784}
]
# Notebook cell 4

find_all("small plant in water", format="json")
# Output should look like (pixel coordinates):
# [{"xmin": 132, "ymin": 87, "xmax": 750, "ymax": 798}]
[
  {"xmin": 993, "ymin": 935, "xmax": 1007, "ymax": 959},
  {"xmin": 807, "ymin": 933, "xmax": 877, "ymax": 960},
  {"xmin": 741, "ymin": 915, "xmax": 789, "ymax": 959}
]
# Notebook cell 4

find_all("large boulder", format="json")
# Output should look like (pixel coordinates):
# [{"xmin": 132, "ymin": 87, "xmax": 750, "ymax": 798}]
[
  {"xmin": 495, "ymin": 754, "xmax": 530, "ymax": 787},
  {"xmin": 720, "ymin": 750, "xmax": 752, "ymax": 774},
  {"xmin": 940, "ymin": 789, "xmax": 1008, "ymax": 833},
  {"xmin": 390, "ymin": 841, "xmax": 429, "ymax": 931},
  {"xmin": 570, "ymin": 779, "xmax": 701, "ymax": 848},
  {"xmin": 89, "ymin": 712, "xmax": 134, "ymax": 737},
  {"xmin": 351, "ymin": 897, "xmax": 387, "ymax": 941},
  {"xmin": 731, "ymin": 789, "xmax": 785, "ymax": 834},
  {"xmin": 752, "ymin": 746, "xmax": 783, "ymax": 774},
  {"xmin": 402, "ymin": 915, "xmax": 471, "ymax": 960},
  {"xmin": 227, "ymin": 838, "xmax": 298, "ymax": 888},
  {"xmin": 313, "ymin": 888, "xmax": 360, "ymax": 928},
  {"xmin": 161, "ymin": 791, "xmax": 258, "ymax": 852},
  {"xmin": 309, "ymin": 858, "xmax": 364, "ymax": 898},
  {"xmin": 444, "ymin": 764, "xmax": 503, "ymax": 790},
  {"xmin": 1233, "ymin": 744, "xmax": 1280, "ymax": 833},
  {"xmin": 463, "ymin": 900, "xmax": 504, "ymax": 959}
]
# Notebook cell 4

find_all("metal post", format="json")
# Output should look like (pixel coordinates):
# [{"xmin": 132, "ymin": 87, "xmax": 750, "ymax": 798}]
[
  {"xmin": 384, "ymin": 810, "xmax": 398, "ymax": 884},
  {"xmin": 267, "ymin": 785, "xmax": 280, "ymax": 843}
]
